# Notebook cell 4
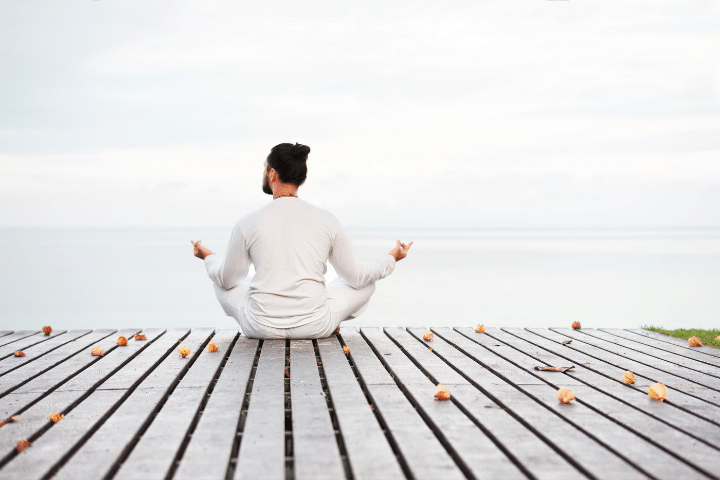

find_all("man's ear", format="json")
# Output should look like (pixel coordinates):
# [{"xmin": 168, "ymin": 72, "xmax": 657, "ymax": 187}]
[{"xmin": 268, "ymin": 168, "xmax": 278, "ymax": 182}]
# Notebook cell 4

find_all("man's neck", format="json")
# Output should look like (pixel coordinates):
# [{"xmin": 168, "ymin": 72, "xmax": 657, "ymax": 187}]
[{"xmin": 272, "ymin": 185, "xmax": 298, "ymax": 199}]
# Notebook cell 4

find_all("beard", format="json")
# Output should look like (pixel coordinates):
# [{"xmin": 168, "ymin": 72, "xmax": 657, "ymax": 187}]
[{"xmin": 262, "ymin": 170, "xmax": 272, "ymax": 195}]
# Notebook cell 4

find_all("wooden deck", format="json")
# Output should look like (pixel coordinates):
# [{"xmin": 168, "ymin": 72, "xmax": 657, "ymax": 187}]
[{"xmin": 0, "ymin": 327, "xmax": 719, "ymax": 480}]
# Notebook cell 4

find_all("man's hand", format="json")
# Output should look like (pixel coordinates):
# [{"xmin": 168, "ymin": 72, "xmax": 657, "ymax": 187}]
[
  {"xmin": 191, "ymin": 240, "xmax": 215, "ymax": 260},
  {"xmin": 388, "ymin": 240, "xmax": 413, "ymax": 262}
]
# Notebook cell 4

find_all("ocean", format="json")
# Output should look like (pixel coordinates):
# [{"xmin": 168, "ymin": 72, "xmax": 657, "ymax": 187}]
[{"xmin": 1, "ymin": 228, "xmax": 718, "ymax": 331}]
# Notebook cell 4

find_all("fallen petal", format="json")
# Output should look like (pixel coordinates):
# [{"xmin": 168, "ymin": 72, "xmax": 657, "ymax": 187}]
[
  {"xmin": 16, "ymin": 439, "xmax": 31, "ymax": 452},
  {"xmin": 622, "ymin": 371, "xmax": 636, "ymax": 384},
  {"xmin": 91, "ymin": 346, "xmax": 104, "ymax": 356},
  {"xmin": 207, "ymin": 343, "xmax": 219, "ymax": 352},
  {"xmin": 14, "ymin": 351, "xmax": 25, "ymax": 357},
  {"xmin": 557, "ymin": 388, "xmax": 575, "ymax": 404},
  {"xmin": 647, "ymin": 383, "xmax": 667, "ymax": 401},
  {"xmin": 116, "ymin": 336, "xmax": 128, "ymax": 346},
  {"xmin": 475, "ymin": 324, "xmax": 486, "ymax": 333},
  {"xmin": 423, "ymin": 331, "xmax": 433, "ymax": 341},
  {"xmin": 688, "ymin": 336, "xmax": 702, "ymax": 347},
  {"xmin": 42, "ymin": 326, "xmax": 52, "ymax": 336},
  {"xmin": 134, "ymin": 334, "xmax": 147, "ymax": 341},
  {"xmin": 9, "ymin": 415, "xmax": 21, "ymax": 423},
  {"xmin": 178, "ymin": 346, "xmax": 191, "ymax": 358},
  {"xmin": 48, "ymin": 413, "xmax": 64, "ymax": 423},
  {"xmin": 571, "ymin": 321, "xmax": 581, "ymax": 329},
  {"xmin": 434, "ymin": 383, "xmax": 451, "ymax": 400},
  {"xmin": 343, "ymin": 346, "xmax": 350, "ymax": 356}
]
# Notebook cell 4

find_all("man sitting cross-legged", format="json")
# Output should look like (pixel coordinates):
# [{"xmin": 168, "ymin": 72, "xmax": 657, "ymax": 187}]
[{"xmin": 191, "ymin": 142, "xmax": 412, "ymax": 339}]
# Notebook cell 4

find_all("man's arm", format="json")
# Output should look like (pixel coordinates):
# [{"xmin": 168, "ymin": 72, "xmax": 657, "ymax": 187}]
[
  {"xmin": 329, "ymin": 227, "xmax": 411, "ymax": 289},
  {"xmin": 193, "ymin": 221, "xmax": 251, "ymax": 290}
]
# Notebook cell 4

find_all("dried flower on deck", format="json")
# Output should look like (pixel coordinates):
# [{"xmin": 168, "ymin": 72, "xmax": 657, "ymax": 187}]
[
  {"xmin": 434, "ymin": 383, "xmax": 451, "ymax": 400},
  {"xmin": 10, "ymin": 415, "xmax": 21, "ymax": 423},
  {"xmin": 134, "ymin": 334, "xmax": 147, "ymax": 341},
  {"xmin": 91, "ymin": 346, "xmax": 104, "ymax": 356},
  {"xmin": 557, "ymin": 388, "xmax": 575, "ymax": 404},
  {"xmin": 475, "ymin": 324, "xmax": 485, "ymax": 333},
  {"xmin": 116, "ymin": 336, "xmax": 128, "ymax": 346},
  {"xmin": 622, "ymin": 371, "xmax": 636, "ymax": 384},
  {"xmin": 178, "ymin": 346, "xmax": 191, "ymax": 358},
  {"xmin": 647, "ymin": 383, "xmax": 667, "ymax": 401},
  {"xmin": 571, "ymin": 321, "xmax": 581, "ymax": 329},
  {"xmin": 14, "ymin": 351, "xmax": 25, "ymax": 357},
  {"xmin": 48, "ymin": 413, "xmax": 64, "ymax": 423},
  {"xmin": 207, "ymin": 343, "xmax": 219, "ymax": 352},
  {"xmin": 688, "ymin": 336, "xmax": 702, "ymax": 347},
  {"xmin": 16, "ymin": 439, "xmax": 31, "ymax": 452},
  {"xmin": 423, "ymin": 331, "xmax": 433, "ymax": 341},
  {"xmin": 42, "ymin": 326, "xmax": 52, "ymax": 336},
  {"xmin": 343, "ymin": 346, "xmax": 350, "ymax": 356}
]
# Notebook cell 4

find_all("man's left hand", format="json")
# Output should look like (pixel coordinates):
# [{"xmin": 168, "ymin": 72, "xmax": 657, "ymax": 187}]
[{"xmin": 191, "ymin": 240, "xmax": 215, "ymax": 260}]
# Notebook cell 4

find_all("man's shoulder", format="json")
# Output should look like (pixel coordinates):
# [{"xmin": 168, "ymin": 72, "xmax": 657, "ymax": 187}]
[{"xmin": 297, "ymin": 199, "xmax": 341, "ymax": 227}]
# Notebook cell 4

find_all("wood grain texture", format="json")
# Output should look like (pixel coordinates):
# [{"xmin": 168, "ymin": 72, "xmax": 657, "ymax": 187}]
[
  {"xmin": 0, "ymin": 332, "xmax": 42, "ymax": 351},
  {"xmin": 317, "ymin": 334, "xmax": 404, "ymax": 480},
  {"xmin": 234, "ymin": 339, "xmax": 286, "ymax": 480},
  {"xmin": 174, "ymin": 335, "xmax": 259, "ymax": 480},
  {"xmin": 0, "ymin": 330, "xmax": 90, "ymax": 376},
  {"xmin": 628, "ymin": 329, "xmax": 720, "ymax": 359},
  {"xmin": 0, "ymin": 331, "xmax": 67, "ymax": 362}
]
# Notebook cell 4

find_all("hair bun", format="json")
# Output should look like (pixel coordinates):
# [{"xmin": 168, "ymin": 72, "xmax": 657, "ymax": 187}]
[{"xmin": 291, "ymin": 143, "xmax": 311, "ymax": 160}]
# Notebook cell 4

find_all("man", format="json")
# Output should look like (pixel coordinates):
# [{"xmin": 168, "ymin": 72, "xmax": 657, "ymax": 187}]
[{"xmin": 191, "ymin": 142, "xmax": 412, "ymax": 339}]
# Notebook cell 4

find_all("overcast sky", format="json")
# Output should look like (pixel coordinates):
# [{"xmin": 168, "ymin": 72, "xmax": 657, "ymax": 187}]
[{"xmin": 1, "ymin": 1, "xmax": 719, "ymax": 229}]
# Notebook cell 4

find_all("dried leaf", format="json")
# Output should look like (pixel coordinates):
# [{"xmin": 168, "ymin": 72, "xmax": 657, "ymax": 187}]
[
  {"xmin": 429, "ymin": 347, "xmax": 433, "ymax": 351},
  {"xmin": 285, "ymin": 367, "xmax": 289, "ymax": 378},
  {"xmin": 207, "ymin": 342, "xmax": 219, "ymax": 352},
  {"xmin": 647, "ymin": 383, "xmax": 667, "ymax": 401},
  {"xmin": 116, "ymin": 336, "xmax": 128, "ymax": 346},
  {"xmin": 557, "ymin": 388, "xmax": 575, "ymax": 404},
  {"xmin": 534, "ymin": 365, "xmax": 575, "ymax": 372},
  {"xmin": 571, "ymin": 321, "xmax": 581, "ymax": 329},
  {"xmin": 42, "ymin": 326, "xmax": 52, "ymax": 336},
  {"xmin": 622, "ymin": 371, "xmax": 636, "ymax": 384},
  {"xmin": 16, "ymin": 439, "xmax": 31, "ymax": 452},
  {"xmin": 14, "ymin": 351, "xmax": 25, "ymax": 357},
  {"xmin": 134, "ymin": 334, "xmax": 147, "ymax": 341},
  {"xmin": 0, "ymin": 421, "xmax": 5, "ymax": 428},
  {"xmin": 48, "ymin": 413, "xmax": 64, "ymax": 423},
  {"xmin": 688, "ymin": 336, "xmax": 702, "ymax": 347},
  {"xmin": 343, "ymin": 346, "xmax": 350, "ymax": 356},
  {"xmin": 91, "ymin": 346, "xmax": 104, "ymax": 356},
  {"xmin": 475, "ymin": 324, "xmax": 486, "ymax": 333},
  {"xmin": 334, "ymin": 327, "xmax": 340, "ymax": 334},
  {"xmin": 434, "ymin": 383, "xmax": 451, "ymax": 400},
  {"xmin": 423, "ymin": 331, "xmax": 433, "ymax": 341},
  {"xmin": 178, "ymin": 346, "xmax": 191, "ymax": 358}
]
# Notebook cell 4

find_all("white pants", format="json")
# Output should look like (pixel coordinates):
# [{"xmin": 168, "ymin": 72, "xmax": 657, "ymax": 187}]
[{"xmin": 213, "ymin": 276, "xmax": 376, "ymax": 339}]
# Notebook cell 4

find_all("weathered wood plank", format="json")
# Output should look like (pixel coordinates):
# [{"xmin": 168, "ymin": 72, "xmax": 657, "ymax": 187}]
[
  {"xmin": 604, "ymin": 329, "xmax": 720, "ymax": 367},
  {"xmin": 430, "ymin": 327, "xmax": 650, "ymax": 480},
  {"xmin": 342, "ymin": 328, "xmax": 466, "ymax": 480},
  {"xmin": 528, "ymin": 328, "xmax": 720, "ymax": 408},
  {"xmin": 503, "ymin": 327, "xmax": 720, "ymax": 433},
  {"xmin": 290, "ymin": 340, "xmax": 345, "ymax": 480},
  {"xmin": 51, "ymin": 329, "xmax": 213, "ymax": 480},
  {"xmin": 234, "ymin": 339, "xmax": 286, "ymax": 480},
  {"xmin": 455, "ymin": 328, "xmax": 712, "ymax": 480},
  {"xmin": 581, "ymin": 329, "xmax": 720, "ymax": 377},
  {"xmin": 0, "ymin": 331, "xmax": 66, "ymax": 362},
  {"xmin": 0, "ymin": 333, "xmax": 12, "ymax": 340},
  {"xmin": 551, "ymin": 328, "xmax": 720, "ymax": 393},
  {"xmin": 0, "ymin": 330, "xmax": 89, "ymax": 376},
  {"xmin": 480, "ymin": 328, "xmax": 720, "ymax": 474},
  {"xmin": 0, "ymin": 329, "xmax": 116, "ymax": 397},
  {"xmin": 0, "ymin": 331, "xmax": 40, "ymax": 349},
  {"xmin": 398, "ymin": 327, "xmax": 583, "ymax": 480},
  {"xmin": 317, "ymin": 335, "xmax": 405, "ymax": 480},
  {"xmin": 0, "ymin": 329, "xmax": 142, "ymax": 459},
  {"xmin": 627, "ymin": 329, "xmax": 720, "ymax": 359},
  {"xmin": 113, "ymin": 330, "xmax": 237, "ymax": 480},
  {"xmin": 174, "ymin": 335, "xmax": 259, "ymax": 480},
  {"xmin": 0, "ymin": 329, "xmax": 185, "ymax": 480}
]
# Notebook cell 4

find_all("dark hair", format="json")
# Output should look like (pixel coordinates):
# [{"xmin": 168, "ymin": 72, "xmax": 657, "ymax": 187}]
[{"xmin": 266, "ymin": 143, "xmax": 310, "ymax": 187}]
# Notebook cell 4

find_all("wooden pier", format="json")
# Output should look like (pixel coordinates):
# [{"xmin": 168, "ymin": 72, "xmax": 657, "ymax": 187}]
[{"xmin": 0, "ymin": 326, "xmax": 719, "ymax": 480}]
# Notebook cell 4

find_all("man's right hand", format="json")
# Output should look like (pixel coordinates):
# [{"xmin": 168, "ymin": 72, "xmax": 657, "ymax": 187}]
[
  {"xmin": 389, "ymin": 240, "xmax": 413, "ymax": 262},
  {"xmin": 191, "ymin": 240, "xmax": 215, "ymax": 260}
]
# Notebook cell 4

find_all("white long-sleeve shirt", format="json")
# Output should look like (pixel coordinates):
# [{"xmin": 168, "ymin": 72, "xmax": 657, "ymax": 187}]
[{"xmin": 204, "ymin": 197, "xmax": 396, "ymax": 329}]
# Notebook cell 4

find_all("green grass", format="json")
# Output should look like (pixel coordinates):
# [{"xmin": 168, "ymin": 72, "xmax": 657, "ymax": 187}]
[{"xmin": 642, "ymin": 326, "xmax": 720, "ymax": 349}]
